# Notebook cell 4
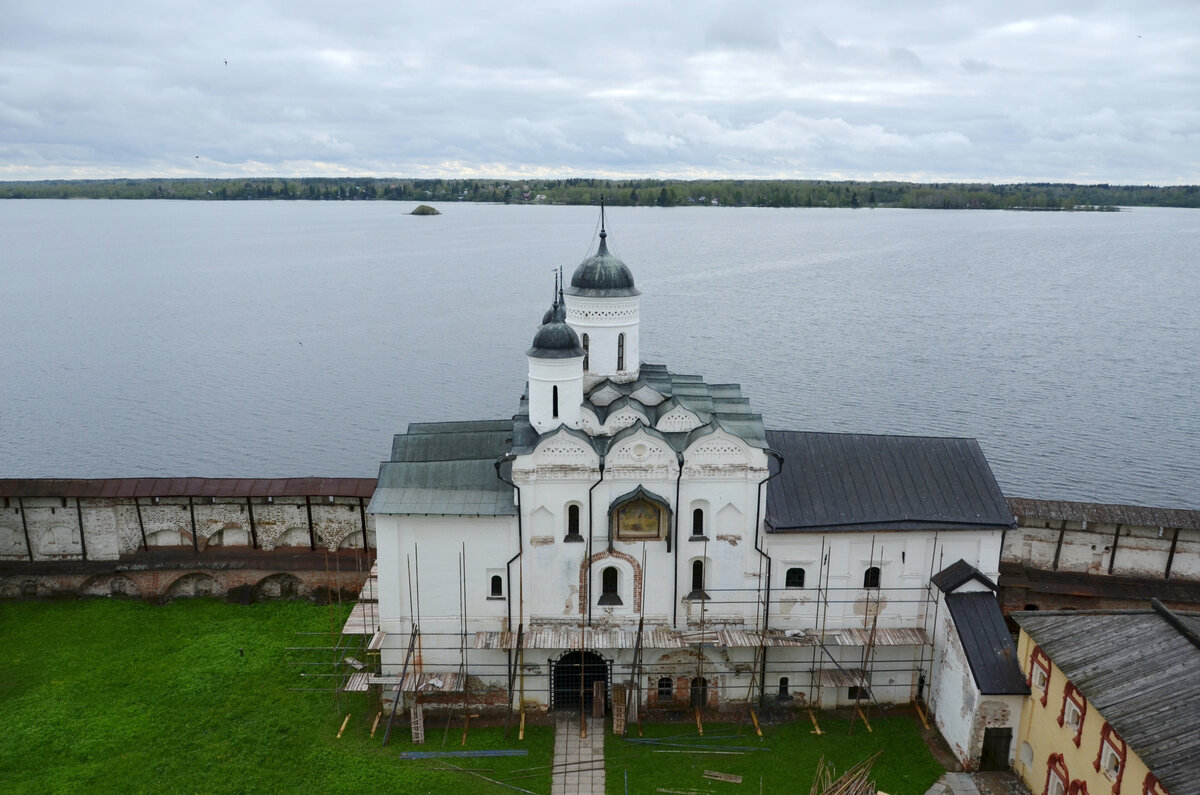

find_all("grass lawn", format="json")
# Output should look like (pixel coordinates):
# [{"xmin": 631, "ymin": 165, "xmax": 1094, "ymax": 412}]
[
  {"xmin": 0, "ymin": 600, "xmax": 553, "ymax": 794},
  {"xmin": 606, "ymin": 715, "xmax": 944, "ymax": 793}
]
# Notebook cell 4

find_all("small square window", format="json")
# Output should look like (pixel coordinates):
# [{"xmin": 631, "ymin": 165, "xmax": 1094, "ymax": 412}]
[
  {"xmin": 1064, "ymin": 700, "xmax": 1081, "ymax": 730},
  {"xmin": 1101, "ymin": 743, "xmax": 1122, "ymax": 779}
]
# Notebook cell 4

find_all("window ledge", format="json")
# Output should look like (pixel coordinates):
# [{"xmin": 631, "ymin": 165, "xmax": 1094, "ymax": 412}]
[
  {"xmin": 486, "ymin": 595, "xmax": 505, "ymax": 601},
  {"xmin": 597, "ymin": 595, "xmax": 623, "ymax": 606},
  {"xmin": 684, "ymin": 590, "xmax": 711, "ymax": 601},
  {"xmin": 688, "ymin": 535, "xmax": 709, "ymax": 542},
  {"xmin": 564, "ymin": 535, "xmax": 584, "ymax": 543}
]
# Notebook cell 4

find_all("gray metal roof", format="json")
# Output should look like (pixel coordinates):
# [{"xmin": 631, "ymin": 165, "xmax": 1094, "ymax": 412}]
[
  {"xmin": 944, "ymin": 591, "xmax": 1029, "ymax": 695},
  {"xmin": 511, "ymin": 363, "xmax": 768, "ymax": 457},
  {"xmin": 932, "ymin": 559, "xmax": 997, "ymax": 594},
  {"xmin": 564, "ymin": 232, "xmax": 639, "ymax": 298},
  {"xmin": 1008, "ymin": 497, "xmax": 1200, "ymax": 531},
  {"xmin": 764, "ymin": 431, "xmax": 1014, "ymax": 533},
  {"xmin": 527, "ymin": 318, "xmax": 585, "ymax": 359},
  {"xmin": 370, "ymin": 421, "xmax": 516, "ymax": 516},
  {"xmin": 0, "ymin": 477, "xmax": 376, "ymax": 499},
  {"xmin": 1014, "ymin": 606, "xmax": 1200, "ymax": 791}
]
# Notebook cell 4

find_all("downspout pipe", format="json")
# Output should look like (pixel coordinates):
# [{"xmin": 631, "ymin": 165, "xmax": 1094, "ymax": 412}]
[
  {"xmin": 671, "ymin": 450, "xmax": 684, "ymax": 628},
  {"xmin": 494, "ymin": 454, "xmax": 523, "ymax": 633},
  {"xmin": 753, "ymin": 449, "xmax": 784, "ymax": 707},
  {"xmin": 588, "ymin": 458, "xmax": 606, "ymax": 626}
]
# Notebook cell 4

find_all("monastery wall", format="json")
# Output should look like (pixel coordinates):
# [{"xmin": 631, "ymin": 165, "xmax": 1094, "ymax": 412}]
[
  {"xmin": 0, "ymin": 479, "xmax": 376, "ymax": 600},
  {"xmin": 3, "ymin": 480, "xmax": 1197, "ymax": 612},
  {"xmin": 1000, "ymin": 498, "xmax": 1200, "ymax": 613}
]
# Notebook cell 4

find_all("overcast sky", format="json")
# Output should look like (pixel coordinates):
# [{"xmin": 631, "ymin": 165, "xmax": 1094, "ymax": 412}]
[{"xmin": 2, "ymin": 1, "xmax": 1197, "ymax": 183}]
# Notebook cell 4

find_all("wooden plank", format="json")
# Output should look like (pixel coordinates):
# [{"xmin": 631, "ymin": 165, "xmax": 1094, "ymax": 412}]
[
  {"xmin": 398, "ymin": 749, "xmax": 529, "ymax": 759},
  {"xmin": 703, "ymin": 770, "xmax": 743, "ymax": 783},
  {"xmin": 695, "ymin": 706, "xmax": 703, "ymax": 736},
  {"xmin": 461, "ymin": 713, "xmax": 479, "ymax": 746},
  {"xmin": 856, "ymin": 707, "xmax": 873, "ymax": 733},
  {"xmin": 613, "ymin": 692, "xmax": 627, "ymax": 736},
  {"xmin": 914, "ymin": 701, "xmax": 931, "ymax": 730},
  {"xmin": 808, "ymin": 709, "xmax": 823, "ymax": 735},
  {"xmin": 410, "ymin": 705, "xmax": 425, "ymax": 744},
  {"xmin": 336, "ymin": 713, "xmax": 351, "ymax": 738},
  {"xmin": 651, "ymin": 750, "xmax": 747, "ymax": 755},
  {"xmin": 369, "ymin": 711, "xmax": 382, "ymax": 738},
  {"xmin": 749, "ymin": 709, "xmax": 762, "ymax": 738},
  {"xmin": 518, "ymin": 710, "xmax": 525, "ymax": 741},
  {"xmin": 593, "ymin": 680, "xmax": 606, "ymax": 719}
]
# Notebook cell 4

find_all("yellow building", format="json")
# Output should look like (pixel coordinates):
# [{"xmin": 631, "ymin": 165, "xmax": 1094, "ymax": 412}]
[{"xmin": 1012, "ymin": 601, "xmax": 1200, "ymax": 795}]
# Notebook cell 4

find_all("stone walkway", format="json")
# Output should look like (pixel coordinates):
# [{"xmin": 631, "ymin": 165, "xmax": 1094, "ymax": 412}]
[
  {"xmin": 552, "ymin": 715, "xmax": 605, "ymax": 795},
  {"xmin": 924, "ymin": 772, "xmax": 984, "ymax": 795},
  {"xmin": 924, "ymin": 771, "xmax": 1031, "ymax": 795}
]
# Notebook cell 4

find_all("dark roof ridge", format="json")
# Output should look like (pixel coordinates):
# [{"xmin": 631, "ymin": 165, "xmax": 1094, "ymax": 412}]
[
  {"xmin": 1151, "ymin": 598, "xmax": 1200, "ymax": 650},
  {"xmin": 767, "ymin": 427, "xmax": 982, "ymax": 443},
  {"xmin": 933, "ymin": 559, "xmax": 997, "ymax": 593}
]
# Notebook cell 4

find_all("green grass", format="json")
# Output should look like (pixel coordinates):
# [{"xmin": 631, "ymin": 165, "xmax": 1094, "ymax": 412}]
[
  {"xmin": 606, "ymin": 716, "xmax": 944, "ymax": 793},
  {"xmin": 0, "ymin": 600, "xmax": 553, "ymax": 794},
  {"xmin": 1, "ymin": 600, "xmax": 944, "ymax": 793}
]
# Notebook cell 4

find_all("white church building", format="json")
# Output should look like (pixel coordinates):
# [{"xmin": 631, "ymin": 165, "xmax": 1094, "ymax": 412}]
[{"xmin": 368, "ymin": 217, "xmax": 1017, "ymax": 733}]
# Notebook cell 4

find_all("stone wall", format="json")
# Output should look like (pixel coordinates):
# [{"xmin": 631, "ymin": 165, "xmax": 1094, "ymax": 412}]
[
  {"xmin": 1000, "ymin": 498, "xmax": 1200, "ymax": 613},
  {"xmin": 0, "ymin": 479, "xmax": 376, "ymax": 600}
]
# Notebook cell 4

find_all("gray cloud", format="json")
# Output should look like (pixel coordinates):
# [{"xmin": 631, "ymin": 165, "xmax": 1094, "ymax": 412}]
[{"xmin": 1, "ymin": 0, "xmax": 1197, "ymax": 182}]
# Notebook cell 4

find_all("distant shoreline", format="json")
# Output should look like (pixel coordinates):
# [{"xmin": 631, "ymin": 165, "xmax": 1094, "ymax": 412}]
[{"xmin": 1, "ymin": 177, "xmax": 1193, "ymax": 210}]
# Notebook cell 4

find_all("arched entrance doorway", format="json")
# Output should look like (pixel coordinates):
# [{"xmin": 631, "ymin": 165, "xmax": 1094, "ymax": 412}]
[{"xmin": 551, "ymin": 650, "xmax": 608, "ymax": 712}]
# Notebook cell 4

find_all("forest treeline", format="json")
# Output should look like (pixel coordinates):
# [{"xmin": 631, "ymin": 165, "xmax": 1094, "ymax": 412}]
[{"xmin": 3, "ymin": 177, "xmax": 1198, "ymax": 209}]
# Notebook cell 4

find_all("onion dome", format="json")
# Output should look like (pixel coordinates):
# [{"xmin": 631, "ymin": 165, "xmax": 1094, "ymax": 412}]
[
  {"xmin": 541, "ymin": 297, "xmax": 567, "ymax": 325},
  {"xmin": 528, "ymin": 302, "xmax": 584, "ymax": 359},
  {"xmin": 565, "ymin": 229, "xmax": 640, "ymax": 298}
]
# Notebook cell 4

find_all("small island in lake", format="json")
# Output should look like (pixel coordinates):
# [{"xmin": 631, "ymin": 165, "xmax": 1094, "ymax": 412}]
[{"xmin": 411, "ymin": 204, "xmax": 440, "ymax": 215}]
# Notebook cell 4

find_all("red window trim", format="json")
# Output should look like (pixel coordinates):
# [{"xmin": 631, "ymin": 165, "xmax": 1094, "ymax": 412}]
[
  {"xmin": 1044, "ymin": 754, "xmax": 1069, "ymax": 795},
  {"xmin": 1030, "ymin": 645, "xmax": 1051, "ymax": 707},
  {"xmin": 1057, "ymin": 682, "xmax": 1087, "ymax": 747},
  {"xmin": 1142, "ymin": 773, "xmax": 1167, "ymax": 795},
  {"xmin": 1094, "ymin": 722, "xmax": 1127, "ymax": 795}
]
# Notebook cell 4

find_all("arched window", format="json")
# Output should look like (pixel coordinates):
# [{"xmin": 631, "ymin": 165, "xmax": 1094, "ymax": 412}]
[
  {"xmin": 657, "ymin": 676, "xmax": 672, "ymax": 700},
  {"xmin": 552, "ymin": 385, "xmax": 559, "ymax": 418},
  {"xmin": 785, "ymin": 567, "xmax": 805, "ymax": 588},
  {"xmin": 566, "ymin": 504, "xmax": 581, "ymax": 539},
  {"xmin": 599, "ymin": 566, "xmax": 622, "ymax": 605},
  {"xmin": 863, "ymin": 566, "xmax": 881, "ymax": 588},
  {"xmin": 688, "ymin": 560, "xmax": 708, "ymax": 599},
  {"xmin": 582, "ymin": 333, "xmax": 589, "ymax": 370},
  {"xmin": 691, "ymin": 508, "xmax": 704, "ymax": 537},
  {"xmin": 1045, "ymin": 754, "xmax": 1069, "ymax": 795},
  {"xmin": 778, "ymin": 677, "xmax": 790, "ymax": 699},
  {"xmin": 617, "ymin": 333, "xmax": 625, "ymax": 371},
  {"xmin": 490, "ymin": 574, "xmax": 503, "ymax": 598}
]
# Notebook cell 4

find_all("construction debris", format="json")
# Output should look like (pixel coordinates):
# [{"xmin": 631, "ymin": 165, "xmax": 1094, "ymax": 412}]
[
  {"xmin": 808, "ymin": 750, "xmax": 882, "ymax": 795},
  {"xmin": 398, "ymin": 749, "xmax": 529, "ymax": 759}
]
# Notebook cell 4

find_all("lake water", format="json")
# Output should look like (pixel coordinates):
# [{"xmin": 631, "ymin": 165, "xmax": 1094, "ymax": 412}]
[{"xmin": 1, "ymin": 200, "xmax": 1197, "ymax": 509}]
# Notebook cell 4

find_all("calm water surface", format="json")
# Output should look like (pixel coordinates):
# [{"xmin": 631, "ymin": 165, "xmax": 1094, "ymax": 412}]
[{"xmin": 1, "ymin": 201, "xmax": 1196, "ymax": 509}]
